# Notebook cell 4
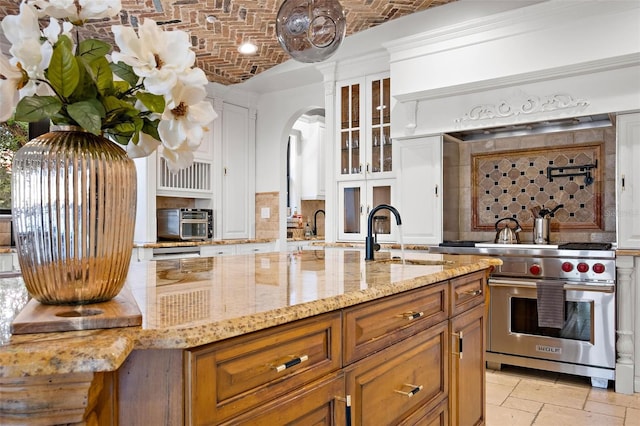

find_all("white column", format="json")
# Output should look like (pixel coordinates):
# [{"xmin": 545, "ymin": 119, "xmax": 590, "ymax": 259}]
[{"xmin": 616, "ymin": 255, "xmax": 635, "ymax": 394}]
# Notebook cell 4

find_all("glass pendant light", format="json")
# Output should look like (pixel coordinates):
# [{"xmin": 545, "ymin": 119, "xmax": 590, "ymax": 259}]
[{"xmin": 276, "ymin": 0, "xmax": 347, "ymax": 63}]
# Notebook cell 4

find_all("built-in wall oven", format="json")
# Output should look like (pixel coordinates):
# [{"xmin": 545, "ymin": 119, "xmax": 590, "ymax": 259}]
[{"xmin": 431, "ymin": 242, "xmax": 616, "ymax": 387}]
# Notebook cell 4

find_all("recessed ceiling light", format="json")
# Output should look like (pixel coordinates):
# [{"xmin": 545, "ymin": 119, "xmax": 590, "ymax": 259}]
[{"xmin": 238, "ymin": 42, "xmax": 258, "ymax": 55}]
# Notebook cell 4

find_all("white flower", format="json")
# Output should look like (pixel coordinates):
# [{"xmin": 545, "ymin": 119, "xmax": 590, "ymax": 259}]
[
  {"xmin": 126, "ymin": 131, "xmax": 161, "ymax": 159},
  {"xmin": 1, "ymin": 1, "xmax": 52, "ymax": 92},
  {"xmin": 112, "ymin": 18, "xmax": 196, "ymax": 96},
  {"xmin": 42, "ymin": 17, "xmax": 73, "ymax": 45},
  {"xmin": 27, "ymin": 0, "xmax": 122, "ymax": 22},
  {"xmin": 0, "ymin": 55, "xmax": 26, "ymax": 122}
]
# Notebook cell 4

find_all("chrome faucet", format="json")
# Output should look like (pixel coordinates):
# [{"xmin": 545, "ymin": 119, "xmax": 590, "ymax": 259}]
[
  {"xmin": 313, "ymin": 209, "xmax": 325, "ymax": 236},
  {"xmin": 365, "ymin": 204, "xmax": 402, "ymax": 260}
]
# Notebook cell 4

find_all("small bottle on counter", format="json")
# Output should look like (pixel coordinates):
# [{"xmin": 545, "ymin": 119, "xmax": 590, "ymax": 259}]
[{"xmin": 304, "ymin": 220, "xmax": 312, "ymax": 239}]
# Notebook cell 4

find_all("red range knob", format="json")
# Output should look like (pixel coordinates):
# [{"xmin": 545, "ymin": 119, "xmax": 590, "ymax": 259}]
[
  {"xmin": 593, "ymin": 263, "xmax": 606, "ymax": 274},
  {"xmin": 577, "ymin": 263, "xmax": 589, "ymax": 273},
  {"xmin": 529, "ymin": 264, "xmax": 542, "ymax": 275},
  {"xmin": 561, "ymin": 262, "xmax": 574, "ymax": 272}
]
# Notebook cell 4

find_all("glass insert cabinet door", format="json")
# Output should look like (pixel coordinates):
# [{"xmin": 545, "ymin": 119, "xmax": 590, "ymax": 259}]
[
  {"xmin": 338, "ymin": 74, "xmax": 391, "ymax": 177},
  {"xmin": 338, "ymin": 180, "xmax": 394, "ymax": 241},
  {"xmin": 369, "ymin": 76, "xmax": 391, "ymax": 174},
  {"xmin": 340, "ymin": 82, "xmax": 362, "ymax": 176}
]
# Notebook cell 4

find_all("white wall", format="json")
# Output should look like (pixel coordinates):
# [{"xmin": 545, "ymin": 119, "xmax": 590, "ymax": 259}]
[{"xmin": 254, "ymin": 82, "xmax": 324, "ymax": 193}]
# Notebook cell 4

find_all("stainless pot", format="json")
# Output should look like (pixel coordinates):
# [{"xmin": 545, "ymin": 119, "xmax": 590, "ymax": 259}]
[
  {"xmin": 494, "ymin": 218, "xmax": 522, "ymax": 244},
  {"xmin": 533, "ymin": 217, "xmax": 550, "ymax": 244}
]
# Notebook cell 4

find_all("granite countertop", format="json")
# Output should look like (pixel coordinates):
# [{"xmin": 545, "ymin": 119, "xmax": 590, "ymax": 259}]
[
  {"xmin": 134, "ymin": 238, "xmax": 276, "ymax": 248},
  {"xmin": 0, "ymin": 247, "xmax": 500, "ymax": 378}
]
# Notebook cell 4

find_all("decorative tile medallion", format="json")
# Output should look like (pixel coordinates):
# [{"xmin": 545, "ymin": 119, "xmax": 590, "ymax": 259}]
[{"xmin": 472, "ymin": 143, "xmax": 603, "ymax": 231}]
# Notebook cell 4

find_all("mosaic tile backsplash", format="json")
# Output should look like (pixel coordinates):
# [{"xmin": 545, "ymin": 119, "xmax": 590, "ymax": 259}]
[{"xmin": 472, "ymin": 143, "xmax": 603, "ymax": 231}]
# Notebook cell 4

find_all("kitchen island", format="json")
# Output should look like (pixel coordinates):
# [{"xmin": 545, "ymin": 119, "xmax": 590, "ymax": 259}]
[{"xmin": 0, "ymin": 248, "xmax": 500, "ymax": 425}]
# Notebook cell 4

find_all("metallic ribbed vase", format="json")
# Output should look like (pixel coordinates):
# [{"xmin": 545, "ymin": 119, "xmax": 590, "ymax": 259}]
[{"xmin": 11, "ymin": 127, "xmax": 137, "ymax": 305}]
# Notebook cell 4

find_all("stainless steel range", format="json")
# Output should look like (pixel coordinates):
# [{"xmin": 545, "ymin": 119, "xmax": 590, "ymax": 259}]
[{"xmin": 431, "ymin": 242, "xmax": 616, "ymax": 388}]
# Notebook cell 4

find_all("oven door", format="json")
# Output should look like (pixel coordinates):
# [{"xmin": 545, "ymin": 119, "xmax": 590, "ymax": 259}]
[{"xmin": 488, "ymin": 278, "xmax": 615, "ymax": 369}]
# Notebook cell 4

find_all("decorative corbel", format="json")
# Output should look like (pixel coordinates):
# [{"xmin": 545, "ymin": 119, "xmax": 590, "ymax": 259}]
[{"xmin": 404, "ymin": 100, "xmax": 417, "ymax": 135}]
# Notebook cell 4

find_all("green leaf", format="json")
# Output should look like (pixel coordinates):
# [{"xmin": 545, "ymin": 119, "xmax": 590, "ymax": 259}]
[
  {"xmin": 47, "ymin": 40, "xmax": 80, "ymax": 98},
  {"xmin": 142, "ymin": 118, "xmax": 161, "ymax": 141},
  {"xmin": 67, "ymin": 100, "xmax": 105, "ymax": 135},
  {"xmin": 136, "ymin": 92, "xmax": 165, "ymax": 113},
  {"xmin": 110, "ymin": 61, "xmax": 139, "ymax": 88},
  {"xmin": 78, "ymin": 39, "xmax": 111, "ymax": 63},
  {"xmin": 89, "ymin": 57, "xmax": 114, "ymax": 95},
  {"xmin": 14, "ymin": 96, "xmax": 62, "ymax": 122},
  {"xmin": 70, "ymin": 60, "xmax": 98, "ymax": 102}
]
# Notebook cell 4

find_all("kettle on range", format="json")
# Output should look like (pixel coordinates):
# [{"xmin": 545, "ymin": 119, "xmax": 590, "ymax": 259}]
[{"xmin": 494, "ymin": 217, "xmax": 522, "ymax": 244}]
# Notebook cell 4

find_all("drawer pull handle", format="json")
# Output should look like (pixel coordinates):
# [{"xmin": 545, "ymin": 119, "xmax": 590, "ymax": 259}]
[
  {"xmin": 452, "ymin": 331, "xmax": 464, "ymax": 359},
  {"xmin": 274, "ymin": 355, "xmax": 309, "ymax": 372},
  {"xmin": 399, "ymin": 311, "xmax": 424, "ymax": 321},
  {"xmin": 394, "ymin": 383, "xmax": 423, "ymax": 398},
  {"xmin": 463, "ymin": 289, "xmax": 482, "ymax": 296}
]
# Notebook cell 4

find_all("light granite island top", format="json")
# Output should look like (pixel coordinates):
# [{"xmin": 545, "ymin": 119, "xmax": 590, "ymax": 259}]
[{"xmin": 0, "ymin": 247, "xmax": 500, "ymax": 424}]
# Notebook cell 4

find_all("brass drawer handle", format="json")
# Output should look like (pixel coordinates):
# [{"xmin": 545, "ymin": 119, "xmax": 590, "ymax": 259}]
[
  {"xmin": 394, "ymin": 383, "xmax": 423, "ymax": 398},
  {"xmin": 399, "ymin": 311, "xmax": 424, "ymax": 321},
  {"xmin": 273, "ymin": 355, "xmax": 309, "ymax": 372},
  {"xmin": 452, "ymin": 331, "xmax": 463, "ymax": 359},
  {"xmin": 463, "ymin": 289, "xmax": 482, "ymax": 296}
]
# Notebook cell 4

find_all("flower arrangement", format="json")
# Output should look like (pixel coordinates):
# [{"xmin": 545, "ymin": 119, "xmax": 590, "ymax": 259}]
[{"xmin": 0, "ymin": 0, "xmax": 217, "ymax": 170}]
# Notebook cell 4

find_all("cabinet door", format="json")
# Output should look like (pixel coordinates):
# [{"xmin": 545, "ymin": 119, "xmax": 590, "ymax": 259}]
[
  {"xmin": 450, "ymin": 304, "xmax": 486, "ymax": 426},
  {"xmin": 338, "ymin": 180, "xmax": 394, "ymax": 241},
  {"xmin": 617, "ymin": 112, "xmax": 640, "ymax": 248},
  {"xmin": 395, "ymin": 135, "xmax": 442, "ymax": 245},
  {"xmin": 338, "ymin": 79, "xmax": 365, "ymax": 177},
  {"xmin": 222, "ymin": 373, "xmax": 347, "ymax": 426},
  {"xmin": 222, "ymin": 103, "xmax": 254, "ymax": 239},
  {"xmin": 346, "ymin": 322, "xmax": 449, "ymax": 426}
]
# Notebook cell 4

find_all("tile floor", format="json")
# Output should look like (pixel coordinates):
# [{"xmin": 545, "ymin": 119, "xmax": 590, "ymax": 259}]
[{"xmin": 486, "ymin": 366, "xmax": 640, "ymax": 425}]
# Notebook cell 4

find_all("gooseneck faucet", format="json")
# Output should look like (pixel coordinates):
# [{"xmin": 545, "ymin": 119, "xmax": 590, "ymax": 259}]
[
  {"xmin": 365, "ymin": 204, "xmax": 402, "ymax": 261},
  {"xmin": 313, "ymin": 209, "xmax": 325, "ymax": 236}
]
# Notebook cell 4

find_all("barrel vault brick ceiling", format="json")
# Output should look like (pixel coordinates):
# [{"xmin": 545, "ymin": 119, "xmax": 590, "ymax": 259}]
[{"xmin": 0, "ymin": 0, "xmax": 456, "ymax": 85}]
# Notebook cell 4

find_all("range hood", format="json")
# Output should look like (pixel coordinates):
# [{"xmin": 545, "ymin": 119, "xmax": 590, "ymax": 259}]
[{"xmin": 447, "ymin": 114, "xmax": 613, "ymax": 141}]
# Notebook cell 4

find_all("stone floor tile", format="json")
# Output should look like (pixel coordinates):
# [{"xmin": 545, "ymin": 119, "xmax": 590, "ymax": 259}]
[
  {"xmin": 625, "ymin": 407, "xmax": 640, "ymax": 426},
  {"xmin": 585, "ymin": 400, "xmax": 627, "ymax": 418},
  {"xmin": 511, "ymin": 378, "xmax": 590, "ymax": 409},
  {"xmin": 502, "ymin": 396, "xmax": 543, "ymax": 414},
  {"xmin": 487, "ymin": 381, "xmax": 515, "ymax": 406},
  {"xmin": 590, "ymin": 387, "xmax": 640, "ymax": 410},
  {"xmin": 533, "ymin": 404, "xmax": 623, "ymax": 426},
  {"xmin": 486, "ymin": 403, "xmax": 536, "ymax": 426}
]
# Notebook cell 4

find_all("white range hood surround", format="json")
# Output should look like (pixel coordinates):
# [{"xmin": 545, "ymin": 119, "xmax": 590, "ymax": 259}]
[{"xmin": 385, "ymin": 0, "xmax": 640, "ymax": 139}]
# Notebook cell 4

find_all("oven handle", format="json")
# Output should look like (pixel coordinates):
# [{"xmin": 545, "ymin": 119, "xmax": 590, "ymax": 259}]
[{"xmin": 488, "ymin": 278, "xmax": 614, "ymax": 293}]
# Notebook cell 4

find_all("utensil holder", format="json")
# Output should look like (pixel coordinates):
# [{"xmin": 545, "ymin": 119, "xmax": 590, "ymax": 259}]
[{"xmin": 533, "ymin": 217, "xmax": 550, "ymax": 244}]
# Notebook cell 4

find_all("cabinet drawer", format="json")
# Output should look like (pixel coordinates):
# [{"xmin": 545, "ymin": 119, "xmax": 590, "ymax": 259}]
[
  {"xmin": 345, "ymin": 322, "xmax": 449, "ymax": 425},
  {"xmin": 221, "ymin": 372, "xmax": 346, "ymax": 425},
  {"xmin": 398, "ymin": 398, "xmax": 449, "ymax": 426},
  {"xmin": 344, "ymin": 283, "xmax": 448, "ymax": 364},
  {"xmin": 186, "ymin": 312, "xmax": 342, "ymax": 425},
  {"xmin": 450, "ymin": 271, "xmax": 486, "ymax": 317}
]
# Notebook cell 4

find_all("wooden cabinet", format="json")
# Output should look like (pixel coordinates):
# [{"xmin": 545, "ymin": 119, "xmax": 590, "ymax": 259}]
[
  {"xmin": 449, "ymin": 273, "xmax": 487, "ymax": 426},
  {"xmin": 617, "ymin": 112, "xmax": 640, "ymax": 248},
  {"xmin": 345, "ymin": 322, "xmax": 449, "ymax": 425},
  {"xmin": 183, "ymin": 271, "xmax": 487, "ymax": 425},
  {"xmin": 185, "ymin": 312, "xmax": 341, "ymax": 425},
  {"xmin": 343, "ymin": 282, "xmax": 448, "ymax": 364}
]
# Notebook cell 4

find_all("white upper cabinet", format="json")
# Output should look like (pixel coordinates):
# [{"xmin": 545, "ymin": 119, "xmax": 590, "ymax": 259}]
[
  {"xmin": 337, "ymin": 73, "xmax": 392, "ymax": 179},
  {"xmin": 221, "ymin": 103, "xmax": 256, "ymax": 240},
  {"xmin": 395, "ymin": 136, "xmax": 443, "ymax": 245},
  {"xmin": 616, "ymin": 112, "xmax": 640, "ymax": 249}
]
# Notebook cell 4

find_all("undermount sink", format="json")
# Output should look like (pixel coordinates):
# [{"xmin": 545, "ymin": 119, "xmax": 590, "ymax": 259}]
[{"xmin": 373, "ymin": 258, "xmax": 455, "ymax": 266}]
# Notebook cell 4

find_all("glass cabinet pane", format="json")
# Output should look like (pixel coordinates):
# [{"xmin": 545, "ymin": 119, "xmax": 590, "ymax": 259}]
[
  {"xmin": 370, "ymin": 77, "xmax": 391, "ymax": 174},
  {"xmin": 371, "ymin": 184, "xmax": 391, "ymax": 234},
  {"xmin": 343, "ymin": 186, "xmax": 361, "ymax": 234},
  {"xmin": 339, "ymin": 82, "xmax": 361, "ymax": 176}
]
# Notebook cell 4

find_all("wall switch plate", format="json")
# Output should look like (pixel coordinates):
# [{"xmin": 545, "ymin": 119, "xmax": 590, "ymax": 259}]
[{"xmin": 261, "ymin": 207, "xmax": 270, "ymax": 219}]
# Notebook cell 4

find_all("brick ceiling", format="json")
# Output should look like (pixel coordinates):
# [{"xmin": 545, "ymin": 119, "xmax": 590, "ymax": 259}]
[{"xmin": 0, "ymin": 0, "xmax": 456, "ymax": 85}]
